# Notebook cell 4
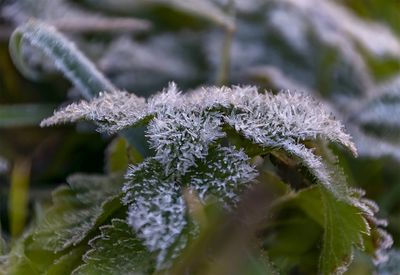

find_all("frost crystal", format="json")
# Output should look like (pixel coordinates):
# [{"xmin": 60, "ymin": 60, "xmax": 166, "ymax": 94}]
[
  {"xmin": 122, "ymin": 159, "xmax": 188, "ymax": 268},
  {"xmin": 185, "ymin": 145, "xmax": 258, "ymax": 206},
  {"xmin": 42, "ymin": 83, "xmax": 357, "ymax": 268},
  {"xmin": 147, "ymin": 110, "xmax": 225, "ymax": 174},
  {"xmin": 41, "ymin": 90, "xmax": 147, "ymax": 132}
]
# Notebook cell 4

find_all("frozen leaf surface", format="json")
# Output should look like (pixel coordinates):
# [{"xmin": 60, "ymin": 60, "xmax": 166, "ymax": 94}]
[
  {"xmin": 184, "ymin": 145, "xmax": 258, "ymax": 206},
  {"xmin": 43, "ymin": 84, "xmax": 355, "ymax": 153},
  {"xmin": 31, "ymin": 174, "xmax": 123, "ymax": 252},
  {"xmin": 41, "ymin": 91, "xmax": 147, "ymax": 133},
  {"xmin": 42, "ymin": 83, "xmax": 359, "ymax": 268},
  {"xmin": 73, "ymin": 219, "xmax": 152, "ymax": 275},
  {"xmin": 122, "ymin": 159, "xmax": 188, "ymax": 268}
]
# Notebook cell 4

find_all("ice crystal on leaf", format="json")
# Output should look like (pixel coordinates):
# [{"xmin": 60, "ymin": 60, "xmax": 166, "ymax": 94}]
[
  {"xmin": 184, "ymin": 145, "xmax": 258, "ymax": 206},
  {"xmin": 147, "ymin": 110, "xmax": 225, "ymax": 174},
  {"xmin": 122, "ymin": 159, "xmax": 188, "ymax": 268},
  {"xmin": 41, "ymin": 90, "xmax": 147, "ymax": 133},
  {"xmin": 44, "ymin": 83, "xmax": 355, "ymax": 152},
  {"xmin": 42, "ymin": 83, "xmax": 358, "ymax": 268}
]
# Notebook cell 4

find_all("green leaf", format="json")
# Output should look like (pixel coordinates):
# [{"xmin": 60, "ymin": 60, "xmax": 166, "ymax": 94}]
[
  {"xmin": 9, "ymin": 20, "xmax": 116, "ymax": 99},
  {"xmin": 73, "ymin": 219, "xmax": 153, "ymax": 275},
  {"xmin": 6, "ymin": 238, "xmax": 40, "ymax": 275},
  {"xmin": 45, "ymin": 246, "xmax": 87, "ymax": 275},
  {"xmin": 0, "ymin": 223, "xmax": 6, "ymax": 255},
  {"xmin": 30, "ymin": 173, "xmax": 124, "ymax": 252},
  {"xmin": 5, "ymin": 174, "xmax": 124, "ymax": 274},
  {"xmin": 0, "ymin": 230, "xmax": 6, "ymax": 275},
  {"xmin": 123, "ymin": 158, "xmax": 188, "ymax": 268},
  {"xmin": 0, "ymin": 257, "xmax": 6, "ymax": 275},
  {"xmin": 183, "ymin": 145, "xmax": 258, "ymax": 206},
  {"xmin": 0, "ymin": 104, "xmax": 56, "ymax": 128},
  {"xmin": 319, "ymin": 187, "xmax": 369, "ymax": 274},
  {"xmin": 294, "ymin": 186, "xmax": 369, "ymax": 275},
  {"xmin": 238, "ymin": 252, "xmax": 278, "ymax": 275},
  {"xmin": 105, "ymin": 137, "xmax": 143, "ymax": 174},
  {"xmin": 9, "ymin": 159, "xmax": 31, "ymax": 238}
]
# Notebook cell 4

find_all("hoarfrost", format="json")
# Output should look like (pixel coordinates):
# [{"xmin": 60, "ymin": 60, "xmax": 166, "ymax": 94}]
[{"xmin": 43, "ymin": 83, "xmax": 357, "ymax": 268}]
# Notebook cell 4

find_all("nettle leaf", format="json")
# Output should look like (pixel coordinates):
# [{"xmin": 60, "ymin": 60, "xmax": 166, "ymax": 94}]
[
  {"xmin": 147, "ymin": 110, "xmax": 225, "ymax": 175},
  {"xmin": 73, "ymin": 219, "xmax": 153, "ymax": 275},
  {"xmin": 123, "ymin": 144, "xmax": 259, "ymax": 268},
  {"xmin": 319, "ymin": 187, "xmax": 368, "ymax": 275},
  {"xmin": 294, "ymin": 186, "xmax": 391, "ymax": 275},
  {"xmin": 42, "ymin": 83, "xmax": 360, "ymax": 268},
  {"xmin": 184, "ymin": 145, "xmax": 258, "ymax": 206},
  {"xmin": 122, "ymin": 158, "xmax": 188, "ymax": 268},
  {"xmin": 105, "ymin": 137, "xmax": 143, "ymax": 174},
  {"xmin": 5, "ymin": 174, "xmax": 124, "ymax": 274},
  {"xmin": 44, "ymin": 246, "xmax": 87, "ymax": 275},
  {"xmin": 43, "ymin": 84, "xmax": 355, "ymax": 153},
  {"xmin": 6, "ymin": 233, "xmax": 87, "ymax": 275},
  {"xmin": 30, "ymin": 173, "xmax": 123, "ymax": 252},
  {"xmin": 6, "ymin": 239, "xmax": 39, "ymax": 275},
  {"xmin": 41, "ymin": 90, "xmax": 148, "ymax": 133}
]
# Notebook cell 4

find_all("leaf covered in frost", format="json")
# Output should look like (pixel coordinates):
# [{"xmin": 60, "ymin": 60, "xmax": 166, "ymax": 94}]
[
  {"xmin": 122, "ymin": 159, "xmax": 188, "ymax": 268},
  {"xmin": 42, "ymin": 84, "xmax": 355, "ymax": 154},
  {"xmin": 146, "ymin": 110, "xmax": 225, "ymax": 174},
  {"xmin": 41, "ymin": 91, "xmax": 147, "ymax": 133},
  {"xmin": 73, "ymin": 219, "xmax": 153, "ymax": 275},
  {"xmin": 31, "ymin": 173, "xmax": 123, "ymax": 252},
  {"xmin": 43, "ymin": 83, "xmax": 359, "ymax": 268},
  {"xmin": 184, "ymin": 145, "xmax": 258, "ymax": 206}
]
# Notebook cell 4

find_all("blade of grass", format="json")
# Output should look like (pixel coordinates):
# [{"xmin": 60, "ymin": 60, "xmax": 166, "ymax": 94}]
[
  {"xmin": 8, "ymin": 158, "xmax": 31, "ymax": 239},
  {"xmin": 0, "ymin": 221, "xmax": 6, "ymax": 255},
  {"xmin": 9, "ymin": 20, "xmax": 116, "ymax": 99}
]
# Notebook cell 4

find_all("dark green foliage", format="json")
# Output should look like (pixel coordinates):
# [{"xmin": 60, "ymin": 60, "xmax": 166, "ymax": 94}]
[{"xmin": 74, "ymin": 219, "xmax": 153, "ymax": 275}]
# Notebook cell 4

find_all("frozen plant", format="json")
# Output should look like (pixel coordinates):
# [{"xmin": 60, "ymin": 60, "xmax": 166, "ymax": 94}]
[
  {"xmin": 42, "ymin": 83, "xmax": 367, "ymax": 268},
  {"xmin": 6, "ymin": 20, "xmax": 392, "ymax": 275}
]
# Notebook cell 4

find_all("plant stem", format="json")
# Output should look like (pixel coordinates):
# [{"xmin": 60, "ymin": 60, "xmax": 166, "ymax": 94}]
[{"xmin": 216, "ymin": 0, "xmax": 236, "ymax": 86}]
